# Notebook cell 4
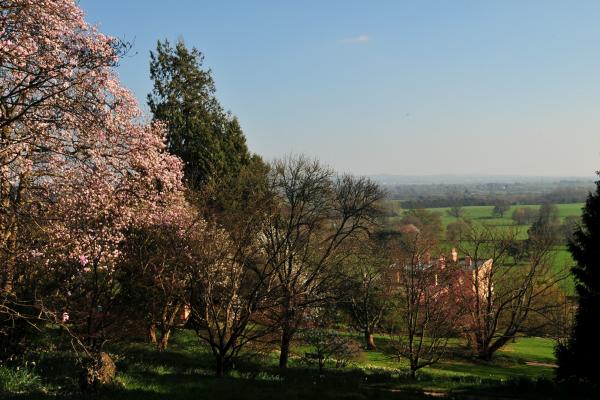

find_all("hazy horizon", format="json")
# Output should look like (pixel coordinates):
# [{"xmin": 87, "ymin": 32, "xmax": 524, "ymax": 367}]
[{"xmin": 81, "ymin": 0, "xmax": 600, "ymax": 177}]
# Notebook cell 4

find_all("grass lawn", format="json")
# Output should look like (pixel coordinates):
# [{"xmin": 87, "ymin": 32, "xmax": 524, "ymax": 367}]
[
  {"xmin": 497, "ymin": 337, "xmax": 556, "ymax": 364},
  {"xmin": 3, "ymin": 329, "xmax": 589, "ymax": 400}
]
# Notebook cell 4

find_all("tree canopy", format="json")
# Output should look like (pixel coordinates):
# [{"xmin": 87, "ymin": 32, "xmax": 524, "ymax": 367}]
[
  {"xmin": 557, "ymin": 177, "xmax": 600, "ymax": 382},
  {"xmin": 148, "ymin": 39, "xmax": 250, "ymax": 189}
]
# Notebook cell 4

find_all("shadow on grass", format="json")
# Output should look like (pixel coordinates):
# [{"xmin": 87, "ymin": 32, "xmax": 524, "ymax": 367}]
[
  {"xmin": 457, "ymin": 377, "xmax": 600, "ymax": 400},
  {"xmin": 3, "ymin": 369, "xmax": 436, "ymax": 400},
  {"xmin": 4, "ymin": 329, "xmax": 591, "ymax": 400}
]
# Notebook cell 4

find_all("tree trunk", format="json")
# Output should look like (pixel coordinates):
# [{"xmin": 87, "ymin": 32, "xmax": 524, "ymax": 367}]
[
  {"xmin": 477, "ymin": 347, "xmax": 493, "ymax": 361},
  {"xmin": 149, "ymin": 323, "xmax": 157, "ymax": 345},
  {"xmin": 365, "ymin": 330, "xmax": 376, "ymax": 350},
  {"xmin": 157, "ymin": 303, "xmax": 179, "ymax": 351},
  {"xmin": 0, "ymin": 216, "xmax": 17, "ymax": 294},
  {"xmin": 484, "ymin": 335, "xmax": 512, "ymax": 360},
  {"xmin": 215, "ymin": 356, "xmax": 225, "ymax": 378},
  {"xmin": 279, "ymin": 322, "xmax": 294, "ymax": 368},
  {"xmin": 410, "ymin": 368, "xmax": 416, "ymax": 379},
  {"xmin": 0, "ymin": 134, "xmax": 18, "ymax": 294},
  {"xmin": 157, "ymin": 328, "xmax": 171, "ymax": 351}
]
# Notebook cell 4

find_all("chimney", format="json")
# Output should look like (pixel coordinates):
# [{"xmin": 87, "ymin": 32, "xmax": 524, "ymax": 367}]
[{"xmin": 451, "ymin": 248, "xmax": 458, "ymax": 263}]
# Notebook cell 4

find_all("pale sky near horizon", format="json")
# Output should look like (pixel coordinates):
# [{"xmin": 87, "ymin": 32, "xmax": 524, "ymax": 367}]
[{"xmin": 80, "ymin": 0, "xmax": 600, "ymax": 178}]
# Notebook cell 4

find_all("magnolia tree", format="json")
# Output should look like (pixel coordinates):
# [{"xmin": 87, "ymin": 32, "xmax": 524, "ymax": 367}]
[
  {"xmin": 118, "ymin": 203, "xmax": 198, "ymax": 352},
  {"xmin": 43, "ymin": 189, "xmax": 191, "ymax": 358},
  {"xmin": 0, "ymin": 0, "xmax": 187, "ymax": 378}
]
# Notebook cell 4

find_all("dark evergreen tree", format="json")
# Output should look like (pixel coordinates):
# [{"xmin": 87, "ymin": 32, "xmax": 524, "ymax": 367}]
[
  {"xmin": 148, "ymin": 39, "xmax": 250, "ymax": 189},
  {"xmin": 556, "ymin": 176, "xmax": 600, "ymax": 382}
]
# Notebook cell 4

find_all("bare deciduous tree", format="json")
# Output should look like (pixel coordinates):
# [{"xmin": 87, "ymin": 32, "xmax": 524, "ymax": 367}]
[
  {"xmin": 262, "ymin": 156, "xmax": 383, "ymax": 368},
  {"xmin": 389, "ymin": 233, "xmax": 459, "ymax": 378},
  {"xmin": 457, "ymin": 225, "xmax": 567, "ymax": 360},
  {"xmin": 344, "ymin": 240, "xmax": 392, "ymax": 350},
  {"xmin": 187, "ymin": 220, "xmax": 276, "ymax": 377},
  {"xmin": 447, "ymin": 206, "xmax": 464, "ymax": 219}
]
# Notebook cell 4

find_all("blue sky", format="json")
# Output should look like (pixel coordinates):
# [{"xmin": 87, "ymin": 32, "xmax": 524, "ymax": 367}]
[{"xmin": 80, "ymin": 0, "xmax": 600, "ymax": 177}]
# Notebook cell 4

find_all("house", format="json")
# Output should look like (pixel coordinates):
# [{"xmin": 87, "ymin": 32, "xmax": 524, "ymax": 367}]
[{"xmin": 387, "ymin": 247, "xmax": 493, "ymax": 297}]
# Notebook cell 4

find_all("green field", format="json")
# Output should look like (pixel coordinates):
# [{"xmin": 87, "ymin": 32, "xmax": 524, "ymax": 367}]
[
  {"xmin": 383, "ymin": 202, "xmax": 584, "ymax": 293},
  {"xmin": 2, "ymin": 329, "xmax": 580, "ymax": 400},
  {"xmin": 384, "ymin": 202, "xmax": 584, "ymax": 231},
  {"xmin": 430, "ymin": 203, "xmax": 583, "ymax": 229}
]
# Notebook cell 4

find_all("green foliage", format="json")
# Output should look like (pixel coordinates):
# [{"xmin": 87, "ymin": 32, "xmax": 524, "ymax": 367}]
[
  {"xmin": 148, "ymin": 39, "xmax": 250, "ymax": 189},
  {"xmin": 202, "ymin": 155, "xmax": 271, "ymax": 228},
  {"xmin": 557, "ymin": 177, "xmax": 600, "ymax": 382}
]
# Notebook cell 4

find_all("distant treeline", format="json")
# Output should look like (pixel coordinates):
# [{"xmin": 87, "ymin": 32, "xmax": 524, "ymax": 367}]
[{"xmin": 387, "ymin": 182, "xmax": 593, "ymax": 209}]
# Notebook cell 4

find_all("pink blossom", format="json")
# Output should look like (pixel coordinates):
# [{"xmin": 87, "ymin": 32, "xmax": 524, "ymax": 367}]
[{"xmin": 1, "ymin": 0, "xmax": 190, "ymax": 282}]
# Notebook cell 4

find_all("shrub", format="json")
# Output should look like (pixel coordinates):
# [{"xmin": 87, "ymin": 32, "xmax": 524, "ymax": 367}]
[{"xmin": 301, "ymin": 329, "xmax": 362, "ymax": 373}]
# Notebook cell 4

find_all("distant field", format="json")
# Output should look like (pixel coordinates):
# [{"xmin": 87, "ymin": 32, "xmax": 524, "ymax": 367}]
[
  {"xmin": 383, "ymin": 202, "xmax": 584, "ymax": 229},
  {"xmin": 429, "ymin": 203, "xmax": 583, "ymax": 228},
  {"xmin": 382, "ymin": 202, "xmax": 583, "ymax": 294},
  {"xmin": 383, "ymin": 202, "xmax": 584, "ymax": 243}
]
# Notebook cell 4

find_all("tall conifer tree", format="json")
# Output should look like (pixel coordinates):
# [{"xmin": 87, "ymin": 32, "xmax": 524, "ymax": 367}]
[
  {"xmin": 556, "ymin": 175, "xmax": 600, "ymax": 382},
  {"xmin": 148, "ymin": 39, "xmax": 250, "ymax": 189}
]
